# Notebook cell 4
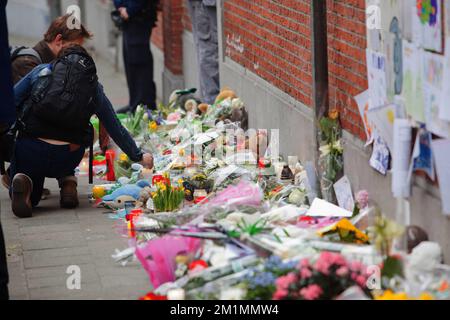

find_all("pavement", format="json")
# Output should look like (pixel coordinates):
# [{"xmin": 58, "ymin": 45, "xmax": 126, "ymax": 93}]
[{"xmin": 0, "ymin": 35, "xmax": 151, "ymax": 300}]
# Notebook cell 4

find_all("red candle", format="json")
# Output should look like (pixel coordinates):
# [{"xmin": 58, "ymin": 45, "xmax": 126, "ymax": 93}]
[{"xmin": 105, "ymin": 149, "xmax": 116, "ymax": 181}]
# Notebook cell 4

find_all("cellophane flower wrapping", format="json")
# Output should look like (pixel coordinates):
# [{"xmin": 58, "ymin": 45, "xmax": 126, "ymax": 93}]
[{"xmin": 135, "ymin": 235, "xmax": 202, "ymax": 288}]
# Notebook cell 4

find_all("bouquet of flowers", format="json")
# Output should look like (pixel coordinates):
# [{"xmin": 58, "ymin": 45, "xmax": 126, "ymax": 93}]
[
  {"xmin": 273, "ymin": 252, "xmax": 371, "ymax": 300},
  {"xmin": 152, "ymin": 173, "xmax": 185, "ymax": 212},
  {"xmin": 241, "ymin": 256, "xmax": 297, "ymax": 300},
  {"xmin": 114, "ymin": 153, "xmax": 132, "ymax": 179},
  {"xmin": 318, "ymin": 109, "xmax": 343, "ymax": 203},
  {"xmin": 124, "ymin": 104, "xmax": 147, "ymax": 137}
]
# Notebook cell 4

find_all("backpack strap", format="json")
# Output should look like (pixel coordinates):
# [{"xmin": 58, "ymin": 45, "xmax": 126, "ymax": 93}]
[{"xmin": 11, "ymin": 46, "xmax": 42, "ymax": 64}]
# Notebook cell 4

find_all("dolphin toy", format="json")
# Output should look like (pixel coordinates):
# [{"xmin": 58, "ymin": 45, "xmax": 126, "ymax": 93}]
[{"xmin": 101, "ymin": 180, "xmax": 151, "ymax": 209}]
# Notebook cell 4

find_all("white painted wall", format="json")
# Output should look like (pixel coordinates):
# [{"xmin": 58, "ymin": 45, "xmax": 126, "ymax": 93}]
[{"xmin": 6, "ymin": 0, "xmax": 50, "ymax": 39}]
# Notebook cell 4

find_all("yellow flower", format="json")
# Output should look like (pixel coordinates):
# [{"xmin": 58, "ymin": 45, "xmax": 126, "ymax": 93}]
[
  {"xmin": 149, "ymin": 121, "xmax": 158, "ymax": 131},
  {"xmin": 374, "ymin": 290, "xmax": 434, "ymax": 300},
  {"xmin": 119, "ymin": 153, "xmax": 128, "ymax": 162},
  {"xmin": 179, "ymin": 148, "xmax": 185, "ymax": 156},
  {"xmin": 178, "ymin": 178, "xmax": 184, "ymax": 186},
  {"xmin": 92, "ymin": 186, "xmax": 106, "ymax": 199},
  {"xmin": 418, "ymin": 292, "xmax": 434, "ymax": 300},
  {"xmin": 318, "ymin": 218, "xmax": 369, "ymax": 243}
]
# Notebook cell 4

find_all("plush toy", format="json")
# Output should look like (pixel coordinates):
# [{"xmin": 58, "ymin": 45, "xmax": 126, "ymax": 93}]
[
  {"xmin": 215, "ymin": 87, "xmax": 237, "ymax": 104},
  {"xmin": 101, "ymin": 180, "xmax": 151, "ymax": 209},
  {"xmin": 168, "ymin": 88, "xmax": 202, "ymax": 113}
]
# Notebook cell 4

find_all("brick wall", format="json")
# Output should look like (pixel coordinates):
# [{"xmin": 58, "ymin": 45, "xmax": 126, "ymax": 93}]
[
  {"xmin": 326, "ymin": 0, "xmax": 368, "ymax": 140},
  {"xmin": 223, "ymin": 0, "xmax": 313, "ymax": 107},
  {"xmin": 162, "ymin": 0, "xmax": 184, "ymax": 75}
]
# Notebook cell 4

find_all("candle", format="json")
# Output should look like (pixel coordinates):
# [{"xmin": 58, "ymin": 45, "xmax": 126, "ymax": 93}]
[
  {"xmin": 167, "ymin": 288, "xmax": 185, "ymax": 300},
  {"xmin": 105, "ymin": 149, "xmax": 116, "ymax": 181}
]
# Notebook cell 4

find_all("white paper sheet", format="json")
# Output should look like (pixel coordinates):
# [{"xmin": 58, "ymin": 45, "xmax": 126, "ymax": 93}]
[
  {"xmin": 307, "ymin": 198, "xmax": 353, "ymax": 218},
  {"xmin": 333, "ymin": 176, "xmax": 355, "ymax": 212},
  {"xmin": 366, "ymin": 49, "xmax": 388, "ymax": 110},
  {"xmin": 367, "ymin": 103, "xmax": 399, "ymax": 153},
  {"xmin": 402, "ymin": 41, "xmax": 426, "ymax": 123},
  {"xmin": 423, "ymin": 51, "xmax": 450, "ymax": 138},
  {"xmin": 431, "ymin": 139, "xmax": 450, "ymax": 215},
  {"xmin": 392, "ymin": 119, "xmax": 412, "ymax": 198},
  {"xmin": 439, "ymin": 38, "xmax": 450, "ymax": 122}
]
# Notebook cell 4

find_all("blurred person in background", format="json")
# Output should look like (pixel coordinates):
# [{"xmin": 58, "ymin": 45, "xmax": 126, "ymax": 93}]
[
  {"xmin": 3, "ymin": 14, "xmax": 92, "ymax": 209},
  {"xmin": 187, "ymin": 0, "xmax": 220, "ymax": 104},
  {"xmin": 0, "ymin": 0, "xmax": 11, "ymax": 300},
  {"xmin": 114, "ymin": 0, "xmax": 159, "ymax": 114}
]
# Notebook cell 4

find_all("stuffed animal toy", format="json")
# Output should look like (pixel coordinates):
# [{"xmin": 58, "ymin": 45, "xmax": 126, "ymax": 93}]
[
  {"xmin": 215, "ymin": 87, "xmax": 237, "ymax": 104},
  {"xmin": 101, "ymin": 180, "xmax": 151, "ymax": 209},
  {"xmin": 168, "ymin": 88, "xmax": 202, "ymax": 113}
]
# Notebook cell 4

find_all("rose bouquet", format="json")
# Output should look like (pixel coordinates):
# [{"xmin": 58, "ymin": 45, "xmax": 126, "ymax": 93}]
[
  {"xmin": 152, "ymin": 173, "xmax": 185, "ymax": 212},
  {"xmin": 273, "ymin": 252, "xmax": 372, "ymax": 300}
]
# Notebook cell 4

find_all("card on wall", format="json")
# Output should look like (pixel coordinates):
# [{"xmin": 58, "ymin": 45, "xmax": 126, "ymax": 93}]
[
  {"xmin": 402, "ymin": 41, "xmax": 426, "ymax": 122},
  {"xmin": 423, "ymin": 51, "xmax": 450, "ymax": 137},
  {"xmin": 413, "ymin": 0, "xmax": 443, "ymax": 53}
]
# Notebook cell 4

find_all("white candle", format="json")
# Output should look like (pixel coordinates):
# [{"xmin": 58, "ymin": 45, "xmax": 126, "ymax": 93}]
[{"xmin": 167, "ymin": 288, "xmax": 185, "ymax": 300}]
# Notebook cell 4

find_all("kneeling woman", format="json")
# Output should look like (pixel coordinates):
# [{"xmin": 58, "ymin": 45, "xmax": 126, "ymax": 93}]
[{"xmin": 11, "ymin": 45, "xmax": 153, "ymax": 218}]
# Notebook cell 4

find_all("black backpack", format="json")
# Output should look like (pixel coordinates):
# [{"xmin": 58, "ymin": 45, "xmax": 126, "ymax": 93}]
[{"xmin": 32, "ymin": 46, "xmax": 98, "ymax": 130}]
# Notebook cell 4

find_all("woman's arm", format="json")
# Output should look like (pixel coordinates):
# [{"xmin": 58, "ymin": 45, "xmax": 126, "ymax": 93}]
[{"xmin": 94, "ymin": 84, "xmax": 144, "ymax": 162}]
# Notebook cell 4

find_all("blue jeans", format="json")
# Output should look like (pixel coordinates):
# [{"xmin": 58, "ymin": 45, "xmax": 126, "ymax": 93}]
[{"xmin": 9, "ymin": 138, "xmax": 85, "ymax": 207}]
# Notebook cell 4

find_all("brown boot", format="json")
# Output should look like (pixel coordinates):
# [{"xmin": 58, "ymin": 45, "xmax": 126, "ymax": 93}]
[
  {"xmin": 11, "ymin": 174, "xmax": 33, "ymax": 218},
  {"xmin": 2, "ymin": 172, "xmax": 50, "ymax": 200},
  {"xmin": 59, "ymin": 176, "xmax": 79, "ymax": 209}
]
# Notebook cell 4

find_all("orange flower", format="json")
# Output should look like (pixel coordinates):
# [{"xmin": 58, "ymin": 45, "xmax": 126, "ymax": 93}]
[{"xmin": 328, "ymin": 108, "xmax": 339, "ymax": 120}]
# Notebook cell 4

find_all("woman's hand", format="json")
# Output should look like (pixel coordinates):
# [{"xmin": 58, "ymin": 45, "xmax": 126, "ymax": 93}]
[
  {"xmin": 118, "ymin": 7, "xmax": 129, "ymax": 20},
  {"xmin": 141, "ymin": 153, "xmax": 154, "ymax": 169}
]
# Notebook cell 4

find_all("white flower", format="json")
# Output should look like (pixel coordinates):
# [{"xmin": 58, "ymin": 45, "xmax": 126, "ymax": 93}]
[
  {"xmin": 220, "ymin": 287, "xmax": 246, "ymax": 300},
  {"xmin": 136, "ymin": 105, "xmax": 143, "ymax": 113}
]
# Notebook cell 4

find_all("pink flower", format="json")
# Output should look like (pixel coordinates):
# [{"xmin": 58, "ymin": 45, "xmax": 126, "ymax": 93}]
[
  {"xmin": 167, "ymin": 112, "xmax": 181, "ymax": 122},
  {"xmin": 355, "ymin": 190, "xmax": 369, "ymax": 209},
  {"xmin": 273, "ymin": 289, "xmax": 288, "ymax": 300},
  {"xmin": 314, "ymin": 252, "xmax": 346, "ymax": 275},
  {"xmin": 336, "ymin": 266, "xmax": 349, "ymax": 277},
  {"xmin": 275, "ymin": 273, "xmax": 296, "ymax": 290},
  {"xmin": 300, "ymin": 267, "xmax": 312, "ymax": 279},
  {"xmin": 300, "ymin": 284, "xmax": 323, "ymax": 300},
  {"xmin": 356, "ymin": 275, "xmax": 367, "ymax": 287},
  {"xmin": 298, "ymin": 258, "xmax": 310, "ymax": 269},
  {"xmin": 349, "ymin": 260, "xmax": 364, "ymax": 273}
]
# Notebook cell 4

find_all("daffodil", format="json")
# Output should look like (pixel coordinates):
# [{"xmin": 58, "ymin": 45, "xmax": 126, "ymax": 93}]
[{"xmin": 119, "ymin": 153, "xmax": 128, "ymax": 162}]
